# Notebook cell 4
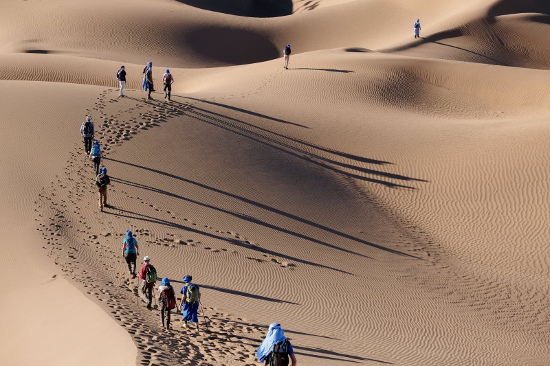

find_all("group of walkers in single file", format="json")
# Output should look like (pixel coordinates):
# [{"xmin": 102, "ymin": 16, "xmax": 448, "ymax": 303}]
[{"xmin": 76, "ymin": 46, "xmax": 339, "ymax": 363}]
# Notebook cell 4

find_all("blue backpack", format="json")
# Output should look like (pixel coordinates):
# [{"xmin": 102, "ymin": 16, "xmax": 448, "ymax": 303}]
[
  {"xmin": 91, "ymin": 145, "xmax": 101, "ymax": 156},
  {"xmin": 125, "ymin": 238, "xmax": 136, "ymax": 252}
]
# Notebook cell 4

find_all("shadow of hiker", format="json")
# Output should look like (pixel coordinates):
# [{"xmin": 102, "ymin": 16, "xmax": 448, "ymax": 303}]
[{"xmin": 292, "ymin": 67, "xmax": 354, "ymax": 73}]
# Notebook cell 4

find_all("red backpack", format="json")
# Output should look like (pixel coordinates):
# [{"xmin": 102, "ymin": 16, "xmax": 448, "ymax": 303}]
[{"xmin": 161, "ymin": 286, "xmax": 176, "ymax": 309}]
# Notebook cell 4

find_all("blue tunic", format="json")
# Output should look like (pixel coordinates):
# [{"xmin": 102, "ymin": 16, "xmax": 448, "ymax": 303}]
[{"xmin": 180, "ymin": 284, "xmax": 200, "ymax": 322}]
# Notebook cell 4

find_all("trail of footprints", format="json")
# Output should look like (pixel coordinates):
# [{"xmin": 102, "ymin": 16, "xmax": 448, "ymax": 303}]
[{"xmin": 34, "ymin": 89, "xmax": 280, "ymax": 365}]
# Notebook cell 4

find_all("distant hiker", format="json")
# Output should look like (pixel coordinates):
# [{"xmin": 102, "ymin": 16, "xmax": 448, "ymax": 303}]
[
  {"xmin": 179, "ymin": 275, "xmax": 201, "ymax": 329},
  {"xmin": 116, "ymin": 66, "xmax": 126, "ymax": 97},
  {"xmin": 96, "ymin": 167, "xmax": 111, "ymax": 211},
  {"xmin": 162, "ymin": 69, "xmax": 174, "ymax": 101},
  {"xmin": 414, "ymin": 19, "xmax": 421, "ymax": 38},
  {"xmin": 122, "ymin": 230, "xmax": 139, "ymax": 277},
  {"xmin": 142, "ymin": 62, "xmax": 155, "ymax": 99},
  {"xmin": 158, "ymin": 277, "xmax": 176, "ymax": 329},
  {"xmin": 80, "ymin": 116, "xmax": 95, "ymax": 154},
  {"xmin": 283, "ymin": 44, "xmax": 291, "ymax": 69},
  {"xmin": 257, "ymin": 323, "xmax": 297, "ymax": 366},
  {"xmin": 138, "ymin": 256, "xmax": 157, "ymax": 309},
  {"xmin": 89, "ymin": 140, "xmax": 103, "ymax": 175}
]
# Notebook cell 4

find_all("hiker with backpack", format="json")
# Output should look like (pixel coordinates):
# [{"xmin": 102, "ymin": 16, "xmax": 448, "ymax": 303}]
[
  {"xmin": 257, "ymin": 323, "xmax": 297, "ymax": 366},
  {"xmin": 179, "ymin": 275, "xmax": 201, "ymax": 329},
  {"xmin": 283, "ymin": 45, "xmax": 291, "ymax": 69},
  {"xmin": 89, "ymin": 140, "xmax": 103, "ymax": 175},
  {"xmin": 116, "ymin": 66, "xmax": 126, "ymax": 97},
  {"xmin": 414, "ymin": 19, "xmax": 421, "ymax": 38},
  {"xmin": 138, "ymin": 256, "xmax": 157, "ymax": 309},
  {"xmin": 162, "ymin": 69, "xmax": 174, "ymax": 101},
  {"xmin": 158, "ymin": 277, "xmax": 177, "ymax": 329},
  {"xmin": 122, "ymin": 230, "xmax": 139, "ymax": 277},
  {"xmin": 96, "ymin": 167, "xmax": 111, "ymax": 211},
  {"xmin": 80, "ymin": 116, "xmax": 95, "ymax": 154},
  {"xmin": 142, "ymin": 62, "xmax": 155, "ymax": 100}
]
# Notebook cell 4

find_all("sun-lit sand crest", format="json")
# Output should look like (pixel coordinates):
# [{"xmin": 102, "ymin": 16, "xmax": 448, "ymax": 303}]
[{"xmin": 0, "ymin": 0, "xmax": 549, "ymax": 365}]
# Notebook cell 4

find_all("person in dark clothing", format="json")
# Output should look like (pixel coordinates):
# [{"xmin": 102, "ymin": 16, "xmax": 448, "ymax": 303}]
[
  {"xmin": 143, "ymin": 62, "xmax": 155, "ymax": 99},
  {"xmin": 283, "ymin": 44, "xmax": 291, "ymax": 69},
  {"xmin": 96, "ymin": 167, "xmax": 111, "ymax": 211},
  {"xmin": 80, "ymin": 116, "xmax": 94, "ymax": 154},
  {"xmin": 138, "ymin": 256, "xmax": 156, "ymax": 309},
  {"xmin": 163, "ymin": 69, "xmax": 174, "ymax": 101},
  {"xmin": 117, "ymin": 66, "xmax": 126, "ymax": 97},
  {"xmin": 122, "ymin": 230, "xmax": 139, "ymax": 277}
]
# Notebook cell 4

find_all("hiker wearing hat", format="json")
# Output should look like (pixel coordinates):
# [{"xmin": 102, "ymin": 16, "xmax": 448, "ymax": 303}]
[
  {"xmin": 162, "ymin": 69, "xmax": 174, "ymax": 101},
  {"xmin": 138, "ymin": 256, "xmax": 157, "ymax": 309},
  {"xmin": 116, "ymin": 66, "xmax": 126, "ymax": 97},
  {"xmin": 96, "ymin": 167, "xmax": 110, "ymax": 211},
  {"xmin": 142, "ymin": 62, "xmax": 155, "ymax": 99},
  {"xmin": 257, "ymin": 323, "xmax": 297, "ymax": 366},
  {"xmin": 80, "ymin": 116, "xmax": 94, "ymax": 154},
  {"xmin": 414, "ymin": 19, "xmax": 421, "ymax": 38},
  {"xmin": 122, "ymin": 230, "xmax": 139, "ymax": 277},
  {"xmin": 179, "ymin": 275, "xmax": 201, "ymax": 329},
  {"xmin": 158, "ymin": 278, "xmax": 176, "ymax": 329},
  {"xmin": 89, "ymin": 140, "xmax": 103, "ymax": 175},
  {"xmin": 283, "ymin": 44, "xmax": 291, "ymax": 69}
]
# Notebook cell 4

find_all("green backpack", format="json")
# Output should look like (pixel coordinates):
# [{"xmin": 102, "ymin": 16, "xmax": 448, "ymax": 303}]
[
  {"xmin": 145, "ymin": 265, "xmax": 157, "ymax": 284},
  {"xmin": 185, "ymin": 284, "xmax": 199, "ymax": 303}
]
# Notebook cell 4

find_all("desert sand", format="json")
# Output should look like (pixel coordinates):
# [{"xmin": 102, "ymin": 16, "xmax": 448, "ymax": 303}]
[{"xmin": 0, "ymin": 0, "xmax": 549, "ymax": 365}]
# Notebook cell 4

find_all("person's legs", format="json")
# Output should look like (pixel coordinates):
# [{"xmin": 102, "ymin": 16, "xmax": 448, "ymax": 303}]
[
  {"xmin": 167, "ymin": 84, "xmax": 171, "ymax": 100},
  {"xmin": 127, "ymin": 253, "xmax": 137, "ymax": 276},
  {"xmin": 284, "ymin": 55, "xmax": 289, "ymax": 69},
  {"xmin": 161, "ymin": 305, "xmax": 166, "ymax": 327},
  {"xmin": 101, "ymin": 186, "xmax": 108, "ymax": 206},
  {"xmin": 84, "ymin": 137, "xmax": 91, "ymax": 153},
  {"xmin": 146, "ymin": 282, "xmax": 153, "ymax": 308},
  {"xmin": 166, "ymin": 307, "xmax": 171, "ymax": 329},
  {"xmin": 119, "ymin": 81, "xmax": 125, "ymax": 96},
  {"xmin": 93, "ymin": 157, "xmax": 101, "ymax": 175},
  {"xmin": 147, "ymin": 82, "xmax": 154, "ymax": 98},
  {"xmin": 164, "ymin": 84, "xmax": 168, "ymax": 99},
  {"xmin": 98, "ymin": 189, "xmax": 103, "ymax": 210}
]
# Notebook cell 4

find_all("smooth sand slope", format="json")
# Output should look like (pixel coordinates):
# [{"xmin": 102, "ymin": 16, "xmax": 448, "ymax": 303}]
[{"xmin": 1, "ymin": 0, "xmax": 549, "ymax": 365}]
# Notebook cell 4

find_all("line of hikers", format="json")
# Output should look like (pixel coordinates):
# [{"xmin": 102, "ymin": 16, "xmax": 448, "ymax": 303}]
[{"xmin": 116, "ymin": 62, "xmax": 174, "ymax": 101}]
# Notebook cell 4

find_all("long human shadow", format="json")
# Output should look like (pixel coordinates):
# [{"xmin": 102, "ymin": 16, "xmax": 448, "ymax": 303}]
[
  {"xmin": 174, "ymin": 100, "xmax": 426, "ymax": 187},
  {"xmin": 169, "ymin": 281, "xmax": 299, "ymax": 305},
  {"xmin": 103, "ymin": 206, "xmax": 352, "ymax": 274},
  {"xmin": 185, "ymin": 97, "xmax": 391, "ymax": 166},
  {"xmin": 225, "ymin": 334, "xmax": 393, "ymax": 364},
  {"xmin": 422, "ymin": 37, "xmax": 505, "ymax": 65},
  {"xmin": 185, "ymin": 97, "xmax": 308, "ymax": 129},
  {"xmin": 292, "ymin": 67, "xmax": 354, "ymax": 73},
  {"xmin": 112, "ymin": 176, "xmax": 372, "ymax": 260},
  {"xmin": 106, "ymin": 158, "xmax": 422, "ymax": 260},
  {"xmin": 182, "ymin": 105, "xmax": 420, "ymax": 188}
]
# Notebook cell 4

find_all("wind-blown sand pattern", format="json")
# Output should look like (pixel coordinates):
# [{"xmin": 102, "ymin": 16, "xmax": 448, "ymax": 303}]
[{"xmin": 1, "ymin": 0, "xmax": 549, "ymax": 365}]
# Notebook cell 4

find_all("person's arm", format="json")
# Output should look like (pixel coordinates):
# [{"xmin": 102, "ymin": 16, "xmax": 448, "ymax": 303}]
[
  {"xmin": 135, "ymin": 243, "xmax": 139, "ymax": 256},
  {"xmin": 290, "ymin": 354, "xmax": 297, "ymax": 366},
  {"xmin": 122, "ymin": 241, "xmax": 125, "ymax": 256}
]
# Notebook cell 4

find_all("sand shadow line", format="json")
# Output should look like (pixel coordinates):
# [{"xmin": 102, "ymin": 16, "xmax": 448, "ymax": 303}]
[
  {"xmin": 107, "ymin": 159, "xmax": 420, "ymax": 260},
  {"xmin": 292, "ymin": 67, "xmax": 354, "ymax": 73},
  {"xmin": 103, "ymin": 206, "xmax": 353, "ymax": 275}
]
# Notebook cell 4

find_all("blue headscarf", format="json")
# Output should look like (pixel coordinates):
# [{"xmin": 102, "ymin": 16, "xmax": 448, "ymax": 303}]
[
  {"xmin": 125, "ymin": 230, "xmax": 132, "ymax": 238},
  {"xmin": 101, "ymin": 167, "xmax": 107, "ymax": 174},
  {"xmin": 161, "ymin": 277, "xmax": 170, "ymax": 286},
  {"xmin": 257, "ymin": 323, "xmax": 287, "ymax": 362}
]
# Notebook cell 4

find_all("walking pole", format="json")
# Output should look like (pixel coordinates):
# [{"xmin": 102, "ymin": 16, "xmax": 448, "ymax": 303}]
[{"xmin": 199, "ymin": 301, "xmax": 210, "ymax": 329}]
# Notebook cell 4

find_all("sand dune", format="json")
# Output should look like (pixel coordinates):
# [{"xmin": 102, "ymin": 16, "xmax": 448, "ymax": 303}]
[{"xmin": 1, "ymin": 0, "xmax": 549, "ymax": 365}]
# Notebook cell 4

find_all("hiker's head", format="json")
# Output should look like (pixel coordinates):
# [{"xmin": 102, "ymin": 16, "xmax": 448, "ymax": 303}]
[
  {"xmin": 143, "ymin": 256, "xmax": 150, "ymax": 263},
  {"xmin": 101, "ymin": 167, "xmax": 107, "ymax": 174},
  {"xmin": 86, "ymin": 116, "xmax": 91, "ymax": 122},
  {"xmin": 183, "ymin": 275, "xmax": 192, "ymax": 283},
  {"xmin": 120, "ymin": 65, "xmax": 125, "ymax": 69},
  {"xmin": 161, "ymin": 277, "xmax": 170, "ymax": 286},
  {"xmin": 93, "ymin": 140, "xmax": 99, "ymax": 145},
  {"xmin": 286, "ymin": 44, "xmax": 290, "ymax": 48},
  {"xmin": 165, "ymin": 69, "xmax": 170, "ymax": 73},
  {"xmin": 148, "ymin": 61, "xmax": 152, "ymax": 66},
  {"xmin": 417, "ymin": 19, "xmax": 420, "ymax": 22},
  {"xmin": 126, "ymin": 230, "xmax": 132, "ymax": 238}
]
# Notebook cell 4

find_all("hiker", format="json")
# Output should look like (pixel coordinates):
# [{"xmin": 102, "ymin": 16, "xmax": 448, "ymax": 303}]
[
  {"xmin": 142, "ymin": 62, "xmax": 155, "ymax": 99},
  {"xmin": 96, "ymin": 167, "xmax": 111, "ymax": 211},
  {"xmin": 179, "ymin": 275, "xmax": 201, "ymax": 329},
  {"xmin": 162, "ymin": 69, "xmax": 174, "ymax": 101},
  {"xmin": 414, "ymin": 19, "xmax": 421, "ymax": 38},
  {"xmin": 89, "ymin": 140, "xmax": 103, "ymax": 175},
  {"xmin": 158, "ymin": 277, "xmax": 176, "ymax": 329},
  {"xmin": 257, "ymin": 323, "xmax": 297, "ymax": 366},
  {"xmin": 116, "ymin": 66, "xmax": 126, "ymax": 97},
  {"xmin": 138, "ymin": 256, "xmax": 157, "ymax": 309},
  {"xmin": 80, "ymin": 116, "xmax": 95, "ymax": 154},
  {"xmin": 283, "ymin": 44, "xmax": 291, "ymax": 69},
  {"xmin": 122, "ymin": 230, "xmax": 139, "ymax": 277}
]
